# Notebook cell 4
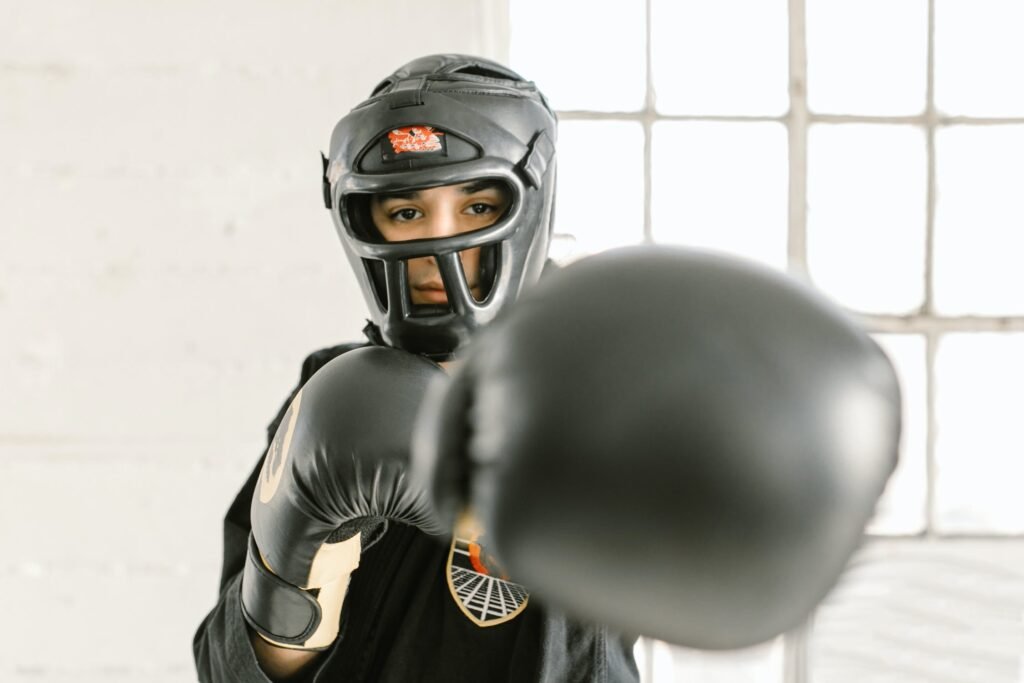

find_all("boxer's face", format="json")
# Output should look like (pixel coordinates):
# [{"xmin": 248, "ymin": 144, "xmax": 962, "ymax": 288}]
[{"xmin": 370, "ymin": 181, "xmax": 510, "ymax": 305}]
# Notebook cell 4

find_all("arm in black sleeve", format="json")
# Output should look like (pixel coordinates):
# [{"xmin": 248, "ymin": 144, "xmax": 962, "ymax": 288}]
[{"xmin": 192, "ymin": 393, "xmax": 295, "ymax": 683}]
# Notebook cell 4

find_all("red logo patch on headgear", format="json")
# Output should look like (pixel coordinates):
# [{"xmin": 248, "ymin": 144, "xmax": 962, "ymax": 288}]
[{"xmin": 387, "ymin": 126, "xmax": 446, "ymax": 155}]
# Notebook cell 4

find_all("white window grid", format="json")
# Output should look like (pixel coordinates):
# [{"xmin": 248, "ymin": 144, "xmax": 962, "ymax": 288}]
[
  {"xmin": 508, "ymin": 1, "xmax": 1024, "ymax": 680},
  {"xmin": 530, "ymin": 0, "xmax": 1024, "ymax": 538}
]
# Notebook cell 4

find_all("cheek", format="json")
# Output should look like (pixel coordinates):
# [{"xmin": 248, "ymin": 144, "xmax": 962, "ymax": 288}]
[
  {"xmin": 369, "ymin": 206, "xmax": 392, "ymax": 240},
  {"xmin": 458, "ymin": 248, "xmax": 483, "ymax": 283}
]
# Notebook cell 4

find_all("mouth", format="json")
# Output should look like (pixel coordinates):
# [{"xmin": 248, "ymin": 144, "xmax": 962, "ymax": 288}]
[
  {"xmin": 413, "ymin": 285, "xmax": 450, "ymax": 305},
  {"xmin": 412, "ymin": 282, "xmax": 481, "ymax": 305}
]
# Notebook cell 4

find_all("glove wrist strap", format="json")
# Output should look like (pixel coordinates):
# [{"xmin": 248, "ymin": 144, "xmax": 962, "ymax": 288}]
[{"xmin": 240, "ymin": 533, "xmax": 325, "ymax": 649}]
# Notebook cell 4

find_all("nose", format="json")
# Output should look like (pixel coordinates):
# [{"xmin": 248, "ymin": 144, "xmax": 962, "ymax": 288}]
[{"xmin": 424, "ymin": 211, "xmax": 460, "ymax": 240}]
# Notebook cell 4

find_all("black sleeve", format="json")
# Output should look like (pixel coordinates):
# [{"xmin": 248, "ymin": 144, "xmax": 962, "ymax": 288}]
[{"xmin": 192, "ymin": 343, "xmax": 368, "ymax": 683}]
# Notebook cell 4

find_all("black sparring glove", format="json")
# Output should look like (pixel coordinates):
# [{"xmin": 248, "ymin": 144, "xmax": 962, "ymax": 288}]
[
  {"xmin": 413, "ymin": 246, "xmax": 901, "ymax": 650},
  {"xmin": 242, "ymin": 346, "xmax": 445, "ymax": 650}
]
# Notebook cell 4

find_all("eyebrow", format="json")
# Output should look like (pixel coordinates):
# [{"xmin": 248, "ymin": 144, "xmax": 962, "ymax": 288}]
[
  {"xmin": 374, "ymin": 180, "xmax": 503, "ymax": 203},
  {"xmin": 375, "ymin": 190, "xmax": 420, "ymax": 202},
  {"xmin": 459, "ymin": 179, "xmax": 502, "ymax": 194}
]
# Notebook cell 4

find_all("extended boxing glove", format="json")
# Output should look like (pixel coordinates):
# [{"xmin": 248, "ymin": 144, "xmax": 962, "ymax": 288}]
[
  {"xmin": 242, "ymin": 346, "xmax": 445, "ymax": 650},
  {"xmin": 413, "ymin": 246, "xmax": 901, "ymax": 650}
]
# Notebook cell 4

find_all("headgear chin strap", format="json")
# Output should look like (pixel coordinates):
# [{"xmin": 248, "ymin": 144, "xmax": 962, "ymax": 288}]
[{"xmin": 324, "ymin": 54, "xmax": 558, "ymax": 361}]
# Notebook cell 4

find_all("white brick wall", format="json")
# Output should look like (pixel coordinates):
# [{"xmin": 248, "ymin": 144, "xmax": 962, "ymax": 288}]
[{"xmin": 1, "ymin": 1, "xmax": 502, "ymax": 679}]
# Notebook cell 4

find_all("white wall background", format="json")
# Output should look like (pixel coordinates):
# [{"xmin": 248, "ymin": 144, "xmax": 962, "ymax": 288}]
[{"xmin": 1, "ymin": 1, "xmax": 504, "ymax": 680}]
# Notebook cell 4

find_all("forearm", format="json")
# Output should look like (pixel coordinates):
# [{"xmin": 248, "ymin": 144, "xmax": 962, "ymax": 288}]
[
  {"xmin": 193, "ymin": 573, "xmax": 274, "ymax": 683},
  {"xmin": 248, "ymin": 628, "xmax": 323, "ymax": 682}
]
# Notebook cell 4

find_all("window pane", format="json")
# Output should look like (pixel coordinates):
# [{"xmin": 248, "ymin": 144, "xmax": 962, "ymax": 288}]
[
  {"xmin": 868, "ymin": 334, "xmax": 927, "ymax": 535},
  {"xmin": 806, "ymin": 0, "xmax": 928, "ymax": 115},
  {"xmin": 651, "ymin": 0, "xmax": 788, "ymax": 116},
  {"xmin": 935, "ymin": 0, "xmax": 1024, "ymax": 116},
  {"xmin": 934, "ymin": 333, "xmax": 1024, "ymax": 533},
  {"xmin": 934, "ymin": 125, "xmax": 1024, "ymax": 315},
  {"xmin": 510, "ymin": 0, "xmax": 645, "ymax": 112},
  {"xmin": 811, "ymin": 539, "xmax": 1024, "ymax": 683},
  {"xmin": 645, "ymin": 638, "xmax": 783, "ymax": 683},
  {"xmin": 807, "ymin": 124, "xmax": 926, "ymax": 314},
  {"xmin": 553, "ymin": 120, "xmax": 645, "ymax": 259},
  {"xmin": 651, "ymin": 121, "xmax": 788, "ymax": 270}
]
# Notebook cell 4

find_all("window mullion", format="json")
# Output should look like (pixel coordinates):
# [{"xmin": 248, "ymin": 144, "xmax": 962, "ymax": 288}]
[
  {"xmin": 787, "ymin": 0, "xmax": 810, "ymax": 280},
  {"xmin": 643, "ymin": 0, "xmax": 655, "ymax": 244}
]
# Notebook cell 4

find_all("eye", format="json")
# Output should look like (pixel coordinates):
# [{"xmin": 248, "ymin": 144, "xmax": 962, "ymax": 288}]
[
  {"xmin": 466, "ymin": 202, "xmax": 495, "ymax": 216},
  {"xmin": 390, "ymin": 207, "xmax": 422, "ymax": 222}
]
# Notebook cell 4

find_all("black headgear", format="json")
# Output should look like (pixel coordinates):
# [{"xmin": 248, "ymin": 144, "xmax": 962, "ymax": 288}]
[{"xmin": 324, "ymin": 54, "xmax": 558, "ymax": 361}]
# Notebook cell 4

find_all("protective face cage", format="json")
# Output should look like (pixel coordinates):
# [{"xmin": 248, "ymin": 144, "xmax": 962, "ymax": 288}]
[{"xmin": 323, "ymin": 54, "xmax": 558, "ymax": 361}]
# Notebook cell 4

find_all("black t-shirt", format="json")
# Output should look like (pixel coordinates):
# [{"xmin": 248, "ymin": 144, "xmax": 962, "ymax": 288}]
[{"xmin": 194, "ymin": 341, "xmax": 639, "ymax": 683}]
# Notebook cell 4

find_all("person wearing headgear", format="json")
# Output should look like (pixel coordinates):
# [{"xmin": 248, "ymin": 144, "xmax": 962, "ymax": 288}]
[
  {"xmin": 193, "ymin": 54, "xmax": 641, "ymax": 682},
  {"xmin": 194, "ymin": 49, "xmax": 904, "ymax": 683}
]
